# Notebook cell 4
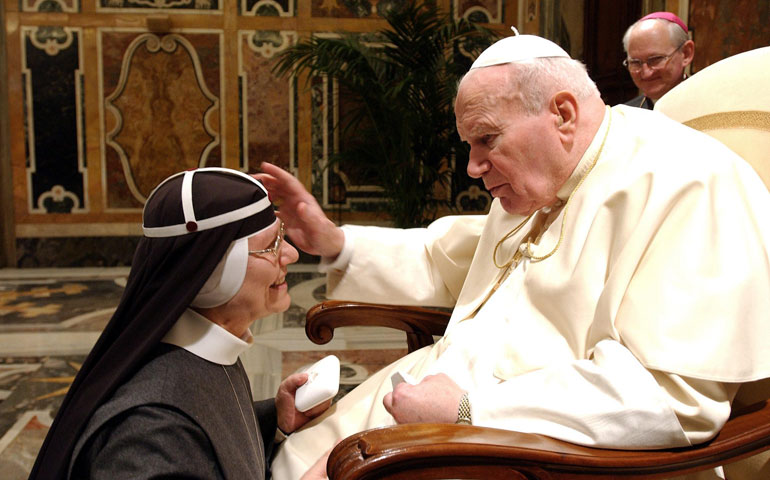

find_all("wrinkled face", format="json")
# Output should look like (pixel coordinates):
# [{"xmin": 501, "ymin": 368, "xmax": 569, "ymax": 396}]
[
  {"xmin": 626, "ymin": 21, "xmax": 689, "ymax": 101},
  {"xmin": 455, "ymin": 67, "xmax": 568, "ymax": 216},
  {"xmin": 228, "ymin": 221, "xmax": 299, "ymax": 320}
]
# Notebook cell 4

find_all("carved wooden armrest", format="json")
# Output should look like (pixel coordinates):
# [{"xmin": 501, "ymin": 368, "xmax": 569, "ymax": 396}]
[
  {"xmin": 327, "ymin": 400, "xmax": 770, "ymax": 479},
  {"xmin": 305, "ymin": 300, "xmax": 451, "ymax": 352}
]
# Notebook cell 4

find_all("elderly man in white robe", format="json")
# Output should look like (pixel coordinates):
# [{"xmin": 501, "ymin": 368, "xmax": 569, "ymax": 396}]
[{"xmin": 260, "ymin": 34, "xmax": 770, "ymax": 480}]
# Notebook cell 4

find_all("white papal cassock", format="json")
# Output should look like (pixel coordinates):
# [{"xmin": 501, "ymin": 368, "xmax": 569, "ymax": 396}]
[{"xmin": 271, "ymin": 104, "xmax": 770, "ymax": 480}]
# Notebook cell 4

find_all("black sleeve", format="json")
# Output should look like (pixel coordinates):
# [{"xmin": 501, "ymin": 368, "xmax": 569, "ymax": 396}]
[{"xmin": 72, "ymin": 405, "xmax": 224, "ymax": 480}]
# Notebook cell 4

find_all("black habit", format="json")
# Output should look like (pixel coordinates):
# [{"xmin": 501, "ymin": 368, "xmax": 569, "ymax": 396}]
[{"xmin": 30, "ymin": 168, "xmax": 277, "ymax": 479}]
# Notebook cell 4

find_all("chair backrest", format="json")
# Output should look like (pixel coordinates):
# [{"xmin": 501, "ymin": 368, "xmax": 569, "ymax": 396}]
[
  {"xmin": 655, "ymin": 45, "xmax": 770, "ymax": 408},
  {"xmin": 656, "ymin": 47, "xmax": 770, "ymax": 479},
  {"xmin": 654, "ymin": 46, "xmax": 770, "ymax": 190}
]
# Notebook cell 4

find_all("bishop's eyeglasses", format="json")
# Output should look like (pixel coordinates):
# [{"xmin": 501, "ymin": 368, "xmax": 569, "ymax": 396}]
[
  {"xmin": 248, "ymin": 221, "xmax": 285, "ymax": 258},
  {"xmin": 623, "ymin": 41, "xmax": 685, "ymax": 72}
]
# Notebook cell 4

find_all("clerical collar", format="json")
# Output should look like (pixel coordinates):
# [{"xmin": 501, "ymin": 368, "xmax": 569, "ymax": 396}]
[
  {"xmin": 161, "ymin": 308, "xmax": 253, "ymax": 365},
  {"xmin": 555, "ymin": 106, "xmax": 611, "ymax": 203}
]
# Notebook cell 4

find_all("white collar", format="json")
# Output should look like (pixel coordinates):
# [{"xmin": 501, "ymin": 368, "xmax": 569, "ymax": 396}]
[
  {"xmin": 556, "ymin": 106, "xmax": 611, "ymax": 202},
  {"xmin": 161, "ymin": 308, "xmax": 253, "ymax": 365}
]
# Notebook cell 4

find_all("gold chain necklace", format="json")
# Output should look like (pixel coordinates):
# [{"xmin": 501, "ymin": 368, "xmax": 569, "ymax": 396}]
[
  {"xmin": 492, "ymin": 107, "xmax": 613, "ymax": 270},
  {"xmin": 492, "ymin": 212, "xmax": 534, "ymax": 269}
]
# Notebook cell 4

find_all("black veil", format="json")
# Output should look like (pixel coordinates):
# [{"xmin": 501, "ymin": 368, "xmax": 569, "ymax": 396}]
[{"xmin": 29, "ymin": 168, "xmax": 276, "ymax": 478}]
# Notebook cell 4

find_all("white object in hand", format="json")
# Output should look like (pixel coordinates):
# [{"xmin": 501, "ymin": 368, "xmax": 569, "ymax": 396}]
[
  {"xmin": 295, "ymin": 355, "xmax": 340, "ymax": 412},
  {"xmin": 391, "ymin": 370, "xmax": 418, "ymax": 389}
]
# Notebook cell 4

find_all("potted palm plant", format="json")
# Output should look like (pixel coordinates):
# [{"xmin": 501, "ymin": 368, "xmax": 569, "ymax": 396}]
[{"xmin": 272, "ymin": 0, "xmax": 497, "ymax": 227}]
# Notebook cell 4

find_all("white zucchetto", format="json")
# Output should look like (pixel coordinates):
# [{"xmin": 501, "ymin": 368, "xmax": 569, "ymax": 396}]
[{"xmin": 471, "ymin": 33, "xmax": 570, "ymax": 70}]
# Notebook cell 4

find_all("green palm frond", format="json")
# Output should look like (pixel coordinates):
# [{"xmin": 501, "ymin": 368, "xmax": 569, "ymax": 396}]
[{"xmin": 272, "ymin": 0, "xmax": 499, "ymax": 227}]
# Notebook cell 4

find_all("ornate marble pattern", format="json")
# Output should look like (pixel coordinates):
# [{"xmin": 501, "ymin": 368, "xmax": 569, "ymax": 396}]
[
  {"xmin": 15, "ymin": 237, "xmax": 140, "ymax": 268},
  {"xmin": 690, "ymin": 0, "xmax": 770, "ymax": 74},
  {"xmin": 102, "ymin": 31, "xmax": 223, "ymax": 206},
  {"xmin": 455, "ymin": 0, "xmax": 504, "ymax": 23},
  {"xmin": 5, "ymin": 1, "xmax": 499, "ymax": 270},
  {"xmin": 0, "ymin": 357, "xmax": 71, "ymax": 480},
  {"xmin": 239, "ymin": 30, "xmax": 297, "ymax": 171},
  {"xmin": 0, "ymin": 280, "xmax": 123, "ymax": 329},
  {"xmin": 241, "ymin": 0, "xmax": 294, "ymax": 16},
  {"xmin": 312, "ymin": 0, "xmax": 407, "ymax": 18},
  {"xmin": 21, "ymin": 0, "xmax": 80, "ymax": 13},
  {"xmin": 306, "ymin": 31, "xmax": 489, "ymax": 217},
  {"xmin": 97, "ymin": 0, "xmax": 221, "ymax": 11},
  {"xmin": 311, "ymin": 72, "xmax": 388, "ymax": 213},
  {"xmin": 22, "ymin": 26, "xmax": 87, "ymax": 214}
]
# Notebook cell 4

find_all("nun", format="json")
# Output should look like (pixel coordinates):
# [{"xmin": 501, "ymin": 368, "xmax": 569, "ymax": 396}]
[{"xmin": 30, "ymin": 167, "xmax": 331, "ymax": 479}]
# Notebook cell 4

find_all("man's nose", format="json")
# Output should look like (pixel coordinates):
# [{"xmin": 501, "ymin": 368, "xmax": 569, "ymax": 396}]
[
  {"xmin": 466, "ymin": 150, "xmax": 489, "ymax": 179},
  {"xmin": 639, "ymin": 63, "xmax": 656, "ymax": 78}
]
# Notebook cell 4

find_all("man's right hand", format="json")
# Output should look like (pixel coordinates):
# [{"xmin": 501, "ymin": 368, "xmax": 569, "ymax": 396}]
[
  {"xmin": 383, "ymin": 373, "xmax": 465, "ymax": 424},
  {"xmin": 255, "ymin": 162, "xmax": 345, "ymax": 259}
]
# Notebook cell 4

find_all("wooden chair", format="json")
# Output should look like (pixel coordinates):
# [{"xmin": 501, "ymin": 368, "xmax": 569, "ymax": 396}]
[
  {"xmin": 305, "ymin": 46, "xmax": 770, "ymax": 480},
  {"xmin": 306, "ymin": 301, "xmax": 770, "ymax": 480}
]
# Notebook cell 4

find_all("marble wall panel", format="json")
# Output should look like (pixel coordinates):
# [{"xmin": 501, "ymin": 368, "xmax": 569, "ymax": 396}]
[
  {"xmin": 311, "ymin": 0, "xmax": 409, "ymax": 18},
  {"xmin": 20, "ymin": 0, "xmax": 79, "ymax": 13},
  {"xmin": 100, "ymin": 31, "xmax": 223, "ymax": 210},
  {"xmin": 241, "ymin": 0, "xmax": 295, "ymax": 16},
  {"xmin": 21, "ymin": 26, "xmax": 87, "ymax": 214},
  {"xmin": 454, "ymin": 0, "xmax": 504, "ymax": 23},
  {"xmin": 690, "ymin": 0, "xmax": 770, "ymax": 73},
  {"xmin": 309, "ymin": 73, "xmax": 490, "ymax": 215},
  {"xmin": 96, "ymin": 0, "xmax": 221, "ymax": 11},
  {"xmin": 306, "ymin": 30, "xmax": 489, "ymax": 216},
  {"xmin": 310, "ymin": 74, "xmax": 387, "ymax": 214},
  {"xmin": 239, "ymin": 30, "xmax": 297, "ymax": 172},
  {"xmin": 16, "ymin": 237, "xmax": 139, "ymax": 267},
  {"xmin": 4, "ymin": 0, "xmax": 510, "ymax": 262}
]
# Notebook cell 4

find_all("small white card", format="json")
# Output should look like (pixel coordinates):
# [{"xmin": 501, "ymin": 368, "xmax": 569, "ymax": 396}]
[
  {"xmin": 294, "ymin": 355, "xmax": 340, "ymax": 412},
  {"xmin": 390, "ymin": 370, "xmax": 418, "ymax": 389}
]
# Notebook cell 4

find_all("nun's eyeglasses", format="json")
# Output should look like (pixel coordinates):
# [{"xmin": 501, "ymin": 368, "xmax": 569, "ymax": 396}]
[{"xmin": 248, "ymin": 222, "xmax": 285, "ymax": 258}]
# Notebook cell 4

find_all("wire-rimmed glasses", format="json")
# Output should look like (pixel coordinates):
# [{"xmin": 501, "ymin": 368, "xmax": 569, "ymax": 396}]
[
  {"xmin": 248, "ymin": 221, "xmax": 285, "ymax": 259},
  {"xmin": 623, "ymin": 41, "xmax": 686, "ymax": 72}
]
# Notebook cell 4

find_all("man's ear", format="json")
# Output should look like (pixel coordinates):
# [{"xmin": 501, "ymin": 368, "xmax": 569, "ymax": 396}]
[
  {"xmin": 681, "ymin": 39, "xmax": 695, "ymax": 67},
  {"xmin": 550, "ymin": 91, "xmax": 578, "ymax": 143}
]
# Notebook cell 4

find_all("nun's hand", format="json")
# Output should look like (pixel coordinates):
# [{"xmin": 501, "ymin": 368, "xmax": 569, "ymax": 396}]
[
  {"xmin": 254, "ymin": 162, "xmax": 344, "ymax": 259},
  {"xmin": 300, "ymin": 445, "xmax": 338, "ymax": 480},
  {"xmin": 275, "ymin": 372, "xmax": 332, "ymax": 434}
]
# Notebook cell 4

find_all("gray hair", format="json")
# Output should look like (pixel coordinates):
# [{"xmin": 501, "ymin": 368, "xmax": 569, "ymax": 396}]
[
  {"xmin": 622, "ymin": 18, "xmax": 689, "ymax": 53},
  {"xmin": 489, "ymin": 57, "xmax": 600, "ymax": 115}
]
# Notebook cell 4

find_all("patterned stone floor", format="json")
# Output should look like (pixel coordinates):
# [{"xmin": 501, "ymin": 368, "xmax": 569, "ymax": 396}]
[{"xmin": 0, "ymin": 266, "xmax": 407, "ymax": 479}]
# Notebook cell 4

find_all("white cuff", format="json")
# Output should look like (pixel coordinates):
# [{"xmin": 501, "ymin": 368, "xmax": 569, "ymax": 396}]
[
  {"xmin": 274, "ymin": 427, "xmax": 288, "ymax": 444},
  {"xmin": 318, "ymin": 226, "xmax": 354, "ymax": 273}
]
